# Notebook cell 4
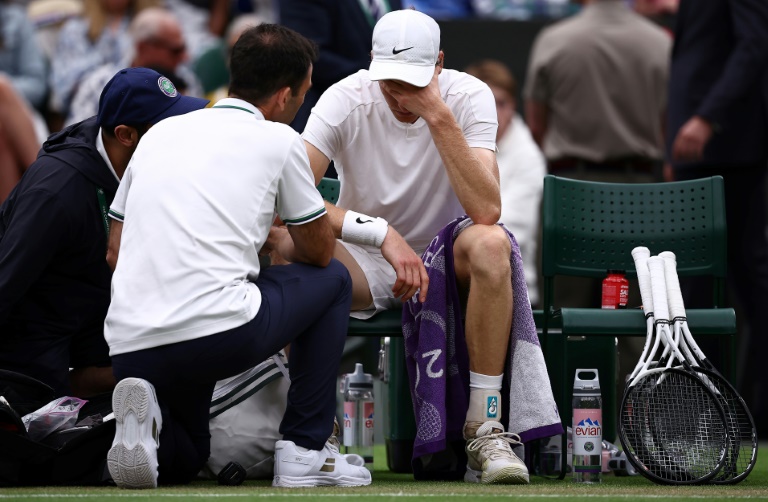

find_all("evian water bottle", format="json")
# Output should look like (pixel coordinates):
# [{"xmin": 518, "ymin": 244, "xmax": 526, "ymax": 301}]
[
  {"xmin": 342, "ymin": 363, "xmax": 374, "ymax": 469},
  {"xmin": 572, "ymin": 369, "xmax": 602, "ymax": 483}
]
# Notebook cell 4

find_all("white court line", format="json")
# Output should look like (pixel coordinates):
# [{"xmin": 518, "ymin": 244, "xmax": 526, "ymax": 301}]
[{"xmin": 0, "ymin": 495, "xmax": 764, "ymax": 499}]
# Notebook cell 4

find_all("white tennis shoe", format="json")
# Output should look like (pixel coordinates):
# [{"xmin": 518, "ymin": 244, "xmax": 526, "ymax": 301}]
[
  {"xmin": 107, "ymin": 378, "xmax": 163, "ymax": 489},
  {"xmin": 464, "ymin": 421, "xmax": 530, "ymax": 484},
  {"xmin": 273, "ymin": 439, "xmax": 372, "ymax": 487}
]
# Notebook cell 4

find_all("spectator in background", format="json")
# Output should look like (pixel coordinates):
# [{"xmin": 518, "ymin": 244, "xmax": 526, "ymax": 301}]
[
  {"xmin": 279, "ymin": 0, "xmax": 402, "ymax": 135},
  {"xmin": 465, "ymin": 59, "xmax": 546, "ymax": 307},
  {"xmin": 49, "ymin": 0, "xmax": 161, "ymax": 118},
  {"xmin": 202, "ymin": 12, "xmax": 266, "ymax": 104},
  {"xmin": 666, "ymin": 0, "xmax": 768, "ymax": 437},
  {"xmin": 66, "ymin": 7, "xmax": 202, "ymax": 126},
  {"xmin": 632, "ymin": 0, "xmax": 678, "ymax": 17},
  {"xmin": 165, "ymin": 0, "xmax": 229, "ymax": 59},
  {"xmin": 523, "ymin": 0, "xmax": 671, "ymax": 379},
  {"xmin": 0, "ymin": 67, "xmax": 207, "ymax": 399},
  {"xmin": 0, "ymin": 0, "xmax": 50, "ymax": 201},
  {"xmin": 404, "ymin": 0, "xmax": 474, "ymax": 18},
  {"xmin": 0, "ymin": 79, "xmax": 40, "ymax": 202},
  {"xmin": 0, "ymin": 0, "xmax": 48, "ymax": 111},
  {"xmin": 524, "ymin": 0, "xmax": 670, "ymax": 183}
]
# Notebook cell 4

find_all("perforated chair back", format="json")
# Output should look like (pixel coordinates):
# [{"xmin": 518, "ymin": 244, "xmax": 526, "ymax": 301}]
[
  {"xmin": 317, "ymin": 177, "xmax": 340, "ymax": 205},
  {"xmin": 542, "ymin": 175, "xmax": 728, "ymax": 307},
  {"xmin": 538, "ymin": 175, "xmax": 733, "ymax": 479}
]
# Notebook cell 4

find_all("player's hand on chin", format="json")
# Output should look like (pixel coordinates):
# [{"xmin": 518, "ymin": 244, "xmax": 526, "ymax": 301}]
[{"xmin": 380, "ymin": 227, "xmax": 429, "ymax": 303}]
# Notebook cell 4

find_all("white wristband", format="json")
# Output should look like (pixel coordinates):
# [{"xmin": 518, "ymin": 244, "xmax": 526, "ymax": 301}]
[{"xmin": 341, "ymin": 210, "xmax": 389, "ymax": 248}]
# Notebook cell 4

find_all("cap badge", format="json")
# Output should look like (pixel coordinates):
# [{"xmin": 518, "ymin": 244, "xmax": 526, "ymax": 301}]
[{"xmin": 158, "ymin": 77, "xmax": 178, "ymax": 98}]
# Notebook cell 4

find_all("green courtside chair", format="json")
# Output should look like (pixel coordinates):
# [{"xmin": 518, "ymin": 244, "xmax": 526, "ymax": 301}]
[
  {"xmin": 539, "ymin": 174, "xmax": 736, "ymax": 477},
  {"xmin": 192, "ymin": 41, "xmax": 230, "ymax": 95},
  {"xmin": 317, "ymin": 177, "xmax": 415, "ymax": 473}
]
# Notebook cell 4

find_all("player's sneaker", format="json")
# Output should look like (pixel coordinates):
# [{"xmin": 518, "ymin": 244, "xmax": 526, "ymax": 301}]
[
  {"xmin": 273, "ymin": 438, "xmax": 372, "ymax": 487},
  {"xmin": 107, "ymin": 378, "xmax": 163, "ymax": 489},
  {"xmin": 464, "ymin": 420, "xmax": 530, "ymax": 484}
]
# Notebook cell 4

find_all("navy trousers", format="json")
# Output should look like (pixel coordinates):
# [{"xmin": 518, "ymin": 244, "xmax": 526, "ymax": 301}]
[
  {"xmin": 111, "ymin": 259, "xmax": 352, "ymax": 484},
  {"xmin": 674, "ymin": 164, "xmax": 768, "ymax": 437}
]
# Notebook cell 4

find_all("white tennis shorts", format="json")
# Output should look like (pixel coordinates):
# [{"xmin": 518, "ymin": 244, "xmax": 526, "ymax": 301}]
[{"xmin": 339, "ymin": 241, "xmax": 403, "ymax": 319}]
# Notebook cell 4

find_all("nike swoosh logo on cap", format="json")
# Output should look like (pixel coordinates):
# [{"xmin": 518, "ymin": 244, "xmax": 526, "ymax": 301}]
[{"xmin": 392, "ymin": 46, "xmax": 414, "ymax": 55}]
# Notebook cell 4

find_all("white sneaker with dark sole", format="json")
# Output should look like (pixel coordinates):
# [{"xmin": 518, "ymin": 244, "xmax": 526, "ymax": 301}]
[
  {"xmin": 273, "ymin": 439, "xmax": 372, "ymax": 487},
  {"xmin": 107, "ymin": 378, "xmax": 163, "ymax": 489},
  {"xmin": 465, "ymin": 421, "xmax": 530, "ymax": 484}
]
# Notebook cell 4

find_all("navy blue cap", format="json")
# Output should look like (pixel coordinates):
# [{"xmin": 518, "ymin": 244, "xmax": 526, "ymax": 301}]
[{"xmin": 97, "ymin": 67, "xmax": 209, "ymax": 129}]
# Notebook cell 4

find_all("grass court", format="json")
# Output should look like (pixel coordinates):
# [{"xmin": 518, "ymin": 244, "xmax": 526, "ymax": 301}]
[{"xmin": 2, "ymin": 443, "xmax": 767, "ymax": 501}]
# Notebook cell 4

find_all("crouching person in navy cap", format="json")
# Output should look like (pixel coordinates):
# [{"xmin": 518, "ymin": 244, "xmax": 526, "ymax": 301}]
[
  {"xmin": 0, "ymin": 68, "xmax": 208, "ymax": 399},
  {"xmin": 103, "ymin": 24, "xmax": 369, "ymax": 489}
]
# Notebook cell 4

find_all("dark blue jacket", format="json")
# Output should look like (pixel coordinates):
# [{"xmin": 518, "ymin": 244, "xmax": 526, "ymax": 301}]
[
  {"xmin": 0, "ymin": 117, "xmax": 117, "ymax": 393},
  {"xmin": 280, "ymin": 0, "xmax": 402, "ymax": 132},
  {"xmin": 667, "ymin": 0, "xmax": 768, "ymax": 167}
]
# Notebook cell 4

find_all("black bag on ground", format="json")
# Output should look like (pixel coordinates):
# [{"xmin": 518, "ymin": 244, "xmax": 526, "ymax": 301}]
[{"xmin": 0, "ymin": 369, "xmax": 115, "ymax": 486}]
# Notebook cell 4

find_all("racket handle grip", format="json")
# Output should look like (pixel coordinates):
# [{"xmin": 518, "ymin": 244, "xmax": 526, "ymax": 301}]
[{"xmin": 631, "ymin": 247, "xmax": 653, "ymax": 316}]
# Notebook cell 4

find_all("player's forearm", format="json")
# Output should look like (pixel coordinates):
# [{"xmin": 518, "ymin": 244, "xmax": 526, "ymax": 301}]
[
  {"xmin": 325, "ymin": 201, "xmax": 347, "ymax": 239},
  {"xmin": 424, "ymin": 107, "xmax": 501, "ymax": 225}
]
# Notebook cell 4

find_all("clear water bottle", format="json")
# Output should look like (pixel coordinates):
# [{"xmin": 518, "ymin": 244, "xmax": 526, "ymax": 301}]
[
  {"xmin": 572, "ymin": 368, "xmax": 602, "ymax": 483},
  {"xmin": 341, "ymin": 363, "xmax": 374, "ymax": 469}
]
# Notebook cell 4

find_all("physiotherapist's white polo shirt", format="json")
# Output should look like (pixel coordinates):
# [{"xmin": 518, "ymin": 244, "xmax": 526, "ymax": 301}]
[
  {"xmin": 105, "ymin": 99, "xmax": 325, "ymax": 356},
  {"xmin": 303, "ymin": 69, "xmax": 497, "ymax": 255}
]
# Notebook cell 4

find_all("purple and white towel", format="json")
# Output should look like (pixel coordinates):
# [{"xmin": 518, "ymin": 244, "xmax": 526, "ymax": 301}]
[{"xmin": 402, "ymin": 216, "xmax": 563, "ymax": 460}]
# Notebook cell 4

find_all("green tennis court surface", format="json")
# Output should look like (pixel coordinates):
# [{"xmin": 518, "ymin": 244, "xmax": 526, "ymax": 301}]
[{"xmin": 2, "ymin": 443, "xmax": 767, "ymax": 501}]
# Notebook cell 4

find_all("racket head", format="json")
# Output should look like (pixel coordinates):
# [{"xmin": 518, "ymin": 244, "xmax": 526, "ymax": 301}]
[
  {"xmin": 688, "ymin": 365, "xmax": 758, "ymax": 484},
  {"xmin": 661, "ymin": 252, "xmax": 758, "ymax": 483},
  {"xmin": 619, "ymin": 367, "xmax": 729, "ymax": 485}
]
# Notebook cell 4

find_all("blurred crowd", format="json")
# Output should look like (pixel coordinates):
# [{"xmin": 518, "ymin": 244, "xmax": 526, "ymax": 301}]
[{"xmin": 0, "ymin": 0, "xmax": 679, "ymax": 201}]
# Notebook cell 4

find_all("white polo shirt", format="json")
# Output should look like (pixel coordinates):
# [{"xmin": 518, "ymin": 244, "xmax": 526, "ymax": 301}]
[
  {"xmin": 105, "ymin": 98, "xmax": 325, "ymax": 356},
  {"xmin": 303, "ymin": 69, "xmax": 497, "ymax": 255}
]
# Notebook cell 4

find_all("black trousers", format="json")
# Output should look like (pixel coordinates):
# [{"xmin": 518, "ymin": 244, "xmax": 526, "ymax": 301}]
[
  {"xmin": 111, "ymin": 259, "xmax": 352, "ymax": 484},
  {"xmin": 674, "ymin": 163, "xmax": 768, "ymax": 437}
]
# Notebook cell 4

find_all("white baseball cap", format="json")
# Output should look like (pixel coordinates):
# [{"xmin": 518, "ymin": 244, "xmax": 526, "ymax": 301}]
[{"xmin": 369, "ymin": 10, "xmax": 440, "ymax": 88}]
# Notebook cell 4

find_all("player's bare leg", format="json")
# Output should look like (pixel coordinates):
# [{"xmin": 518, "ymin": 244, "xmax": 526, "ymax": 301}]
[
  {"xmin": 453, "ymin": 224, "xmax": 512, "ymax": 376},
  {"xmin": 333, "ymin": 241, "xmax": 374, "ymax": 311},
  {"xmin": 453, "ymin": 224, "xmax": 528, "ymax": 484}
]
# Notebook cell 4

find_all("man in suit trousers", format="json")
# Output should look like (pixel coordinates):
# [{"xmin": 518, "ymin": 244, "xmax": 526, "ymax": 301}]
[
  {"xmin": 667, "ymin": 0, "xmax": 768, "ymax": 438},
  {"xmin": 279, "ymin": 0, "xmax": 402, "ymax": 135}
]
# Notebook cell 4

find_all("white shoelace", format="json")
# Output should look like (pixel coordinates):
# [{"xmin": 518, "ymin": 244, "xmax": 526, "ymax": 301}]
[{"xmin": 467, "ymin": 430, "xmax": 524, "ymax": 462}]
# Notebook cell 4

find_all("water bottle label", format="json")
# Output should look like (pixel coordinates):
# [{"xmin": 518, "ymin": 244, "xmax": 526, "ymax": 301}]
[
  {"xmin": 572, "ymin": 408, "xmax": 602, "ymax": 455},
  {"xmin": 362, "ymin": 401, "xmax": 374, "ymax": 447},
  {"xmin": 343, "ymin": 401, "xmax": 356, "ymax": 447}
]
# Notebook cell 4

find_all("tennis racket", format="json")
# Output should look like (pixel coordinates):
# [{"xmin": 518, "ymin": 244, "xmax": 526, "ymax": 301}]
[
  {"xmin": 619, "ymin": 256, "xmax": 728, "ymax": 485},
  {"xmin": 627, "ymin": 247, "xmax": 656, "ymax": 382},
  {"xmin": 619, "ymin": 247, "xmax": 667, "ymax": 479},
  {"xmin": 659, "ymin": 251, "xmax": 758, "ymax": 484}
]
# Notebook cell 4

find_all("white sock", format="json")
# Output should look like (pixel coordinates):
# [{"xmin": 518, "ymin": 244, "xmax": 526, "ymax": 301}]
[
  {"xmin": 466, "ymin": 372, "xmax": 503, "ymax": 424},
  {"xmin": 469, "ymin": 371, "xmax": 503, "ymax": 391}
]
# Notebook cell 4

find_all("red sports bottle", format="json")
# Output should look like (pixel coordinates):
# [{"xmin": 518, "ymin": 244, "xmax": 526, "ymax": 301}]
[{"xmin": 601, "ymin": 270, "xmax": 629, "ymax": 309}]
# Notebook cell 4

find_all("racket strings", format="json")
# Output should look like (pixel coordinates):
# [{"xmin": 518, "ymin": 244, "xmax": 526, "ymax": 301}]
[
  {"xmin": 621, "ymin": 371, "xmax": 727, "ymax": 483},
  {"xmin": 689, "ymin": 368, "xmax": 758, "ymax": 483}
]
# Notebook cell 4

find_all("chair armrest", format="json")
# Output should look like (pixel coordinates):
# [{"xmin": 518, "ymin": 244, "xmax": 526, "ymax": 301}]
[
  {"xmin": 560, "ymin": 308, "xmax": 736, "ymax": 336},
  {"xmin": 347, "ymin": 308, "xmax": 404, "ymax": 337}
]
